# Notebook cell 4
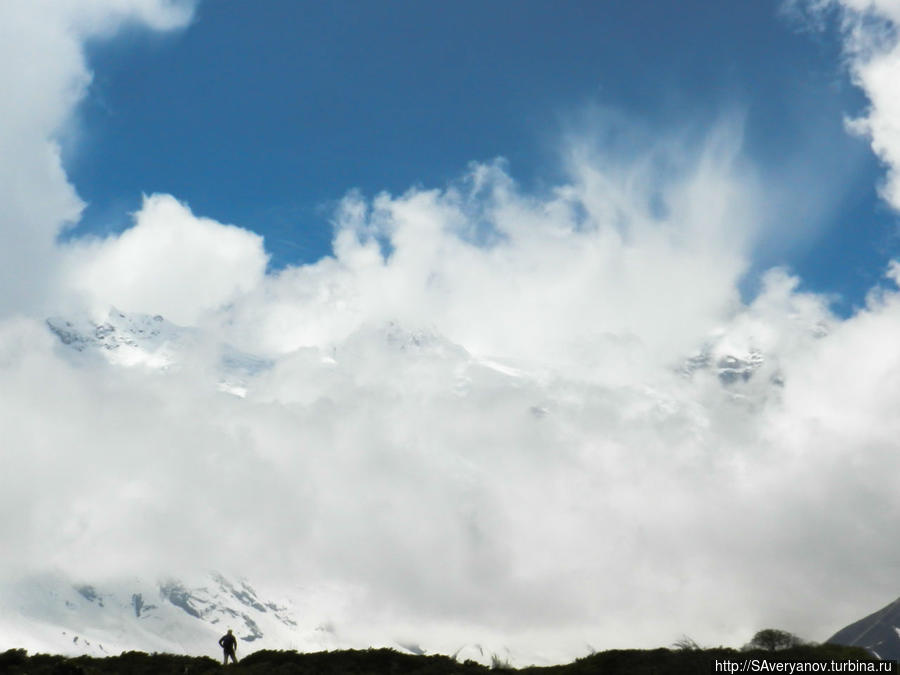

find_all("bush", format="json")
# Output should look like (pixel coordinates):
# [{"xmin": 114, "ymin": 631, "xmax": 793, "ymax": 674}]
[
  {"xmin": 0, "ymin": 648, "xmax": 28, "ymax": 666},
  {"xmin": 746, "ymin": 629, "xmax": 805, "ymax": 651}
]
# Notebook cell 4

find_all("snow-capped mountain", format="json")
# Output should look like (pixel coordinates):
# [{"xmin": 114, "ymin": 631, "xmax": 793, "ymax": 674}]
[
  {"xmin": 678, "ymin": 338, "xmax": 788, "ymax": 409},
  {"xmin": 47, "ymin": 309, "xmax": 183, "ymax": 367},
  {"xmin": 0, "ymin": 571, "xmax": 349, "ymax": 660},
  {"xmin": 45, "ymin": 308, "xmax": 534, "ymax": 403},
  {"xmin": 0, "ymin": 571, "xmax": 525, "ymax": 666},
  {"xmin": 47, "ymin": 308, "xmax": 781, "ymax": 399},
  {"xmin": 827, "ymin": 597, "xmax": 900, "ymax": 660},
  {"xmin": 681, "ymin": 347, "xmax": 766, "ymax": 384},
  {"xmin": 46, "ymin": 308, "xmax": 272, "ymax": 396}
]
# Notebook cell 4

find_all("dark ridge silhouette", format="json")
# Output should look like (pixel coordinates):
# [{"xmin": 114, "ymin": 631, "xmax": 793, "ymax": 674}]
[
  {"xmin": 828, "ymin": 597, "xmax": 900, "ymax": 660},
  {"xmin": 0, "ymin": 644, "xmax": 878, "ymax": 675}
]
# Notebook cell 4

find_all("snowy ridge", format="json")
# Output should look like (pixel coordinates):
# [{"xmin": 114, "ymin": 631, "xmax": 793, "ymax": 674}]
[
  {"xmin": 0, "ymin": 572, "xmax": 338, "ymax": 660},
  {"xmin": 47, "ymin": 309, "xmax": 185, "ymax": 369},
  {"xmin": 680, "ymin": 345, "xmax": 767, "ymax": 385},
  {"xmin": 46, "ymin": 309, "xmax": 542, "ymax": 396},
  {"xmin": 46, "ymin": 308, "xmax": 272, "ymax": 396},
  {"xmin": 0, "ymin": 571, "xmax": 529, "ymax": 666}
]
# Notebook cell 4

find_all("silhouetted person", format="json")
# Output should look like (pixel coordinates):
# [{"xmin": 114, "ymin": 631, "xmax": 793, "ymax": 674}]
[{"xmin": 219, "ymin": 628, "xmax": 238, "ymax": 665}]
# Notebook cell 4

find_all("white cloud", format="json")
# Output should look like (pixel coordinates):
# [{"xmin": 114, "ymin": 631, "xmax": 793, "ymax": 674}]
[
  {"xmin": 0, "ymin": 0, "xmax": 193, "ymax": 318},
  {"xmin": 63, "ymin": 193, "xmax": 268, "ymax": 325},
  {"xmin": 221, "ymin": 132, "xmax": 752, "ymax": 386},
  {"xmin": 7, "ymin": 249, "xmax": 900, "ymax": 655}
]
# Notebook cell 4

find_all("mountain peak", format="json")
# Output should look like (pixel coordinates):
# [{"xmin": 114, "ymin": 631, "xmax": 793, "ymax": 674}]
[{"xmin": 45, "ymin": 307, "xmax": 272, "ymax": 396}]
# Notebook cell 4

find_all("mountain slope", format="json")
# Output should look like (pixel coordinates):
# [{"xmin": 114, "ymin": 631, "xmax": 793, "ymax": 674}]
[
  {"xmin": 0, "ymin": 571, "xmax": 522, "ymax": 666},
  {"xmin": 0, "ymin": 571, "xmax": 346, "ymax": 660},
  {"xmin": 827, "ymin": 598, "xmax": 900, "ymax": 660}
]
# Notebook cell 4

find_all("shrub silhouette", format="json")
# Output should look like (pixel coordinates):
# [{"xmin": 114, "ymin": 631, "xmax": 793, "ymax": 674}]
[
  {"xmin": 0, "ymin": 648, "xmax": 28, "ymax": 667},
  {"xmin": 745, "ymin": 628, "xmax": 805, "ymax": 651},
  {"xmin": 0, "ymin": 643, "xmax": 877, "ymax": 674}
]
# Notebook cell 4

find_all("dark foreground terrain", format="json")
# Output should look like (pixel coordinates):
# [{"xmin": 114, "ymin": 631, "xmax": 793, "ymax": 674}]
[{"xmin": 0, "ymin": 644, "xmax": 880, "ymax": 675}]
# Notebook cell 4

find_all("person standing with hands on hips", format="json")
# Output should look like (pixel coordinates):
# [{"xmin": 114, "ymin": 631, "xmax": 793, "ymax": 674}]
[{"xmin": 219, "ymin": 628, "xmax": 238, "ymax": 665}]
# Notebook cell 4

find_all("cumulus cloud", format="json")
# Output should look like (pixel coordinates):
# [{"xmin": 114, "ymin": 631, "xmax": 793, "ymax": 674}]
[
  {"xmin": 0, "ymin": 0, "xmax": 193, "ymax": 317},
  {"xmin": 220, "ymin": 128, "xmax": 753, "ymax": 384},
  {"xmin": 63, "ymin": 193, "xmax": 268, "ymax": 324},
  {"xmin": 4, "ymin": 0, "xmax": 900, "ymax": 664}
]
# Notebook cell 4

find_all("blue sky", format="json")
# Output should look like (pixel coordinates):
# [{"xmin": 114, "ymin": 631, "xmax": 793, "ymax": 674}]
[{"xmin": 66, "ymin": 0, "xmax": 895, "ymax": 312}]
